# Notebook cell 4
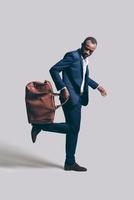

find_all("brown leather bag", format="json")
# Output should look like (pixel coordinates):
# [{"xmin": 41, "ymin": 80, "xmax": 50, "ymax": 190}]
[{"xmin": 25, "ymin": 80, "xmax": 68, "ymax": 124}]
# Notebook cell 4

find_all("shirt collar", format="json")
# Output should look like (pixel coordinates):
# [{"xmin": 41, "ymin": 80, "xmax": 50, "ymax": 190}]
[{"xmin": 81, "ymin": 55, "xmax": 89, "ymax": 64}]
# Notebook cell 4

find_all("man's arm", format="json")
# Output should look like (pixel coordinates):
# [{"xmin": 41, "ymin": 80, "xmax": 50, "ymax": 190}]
[
  {"xmin": 49, "ymin": 53, "xmax": 74, "ymax": 91},
  {"xmin": 88, "ymin": 77, "xmax": 107, "ymax": 96},
  {"xmin": 88, "ymin": 77, "xmax": 99, "ymax": 89}
]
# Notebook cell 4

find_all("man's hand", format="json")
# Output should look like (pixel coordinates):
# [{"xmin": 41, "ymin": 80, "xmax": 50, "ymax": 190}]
[
  {"xmin": 60, "ymin": 87, "xmax": 70, "ymax": 101},
  {"xmin": 97, "ymin": 86, "xmax": 107, "ymax": 97}
]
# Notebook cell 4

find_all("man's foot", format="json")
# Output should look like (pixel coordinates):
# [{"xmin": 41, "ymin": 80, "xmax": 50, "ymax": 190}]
[
  {"xmin": 31, "ymin": 124, "xmax": 41, "ymax": 143},
  {"xmin": 64, "ymin": 162, "xmax": 87, "ymax": 172}
]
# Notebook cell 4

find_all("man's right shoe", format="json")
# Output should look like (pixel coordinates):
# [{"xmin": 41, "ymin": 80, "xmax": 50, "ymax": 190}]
[
  {"xmin": 64, "ymin": 162, "xmax": 87, "ymax": 172},
  {"xmin": 31, "ymin": 125, "xmax": 41, "ymax": 143}
]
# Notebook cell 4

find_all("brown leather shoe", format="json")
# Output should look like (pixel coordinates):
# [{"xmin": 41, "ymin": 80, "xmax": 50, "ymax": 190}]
[
  {"xmin": 31, "ymin": 125, "xmax": 41, "ymax": 143},
  {"xmin": 64, "ymin": 162, "xmax": 87, "ymax": 172}
]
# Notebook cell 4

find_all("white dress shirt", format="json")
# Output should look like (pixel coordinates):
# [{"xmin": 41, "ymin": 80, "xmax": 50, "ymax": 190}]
[
  {"xmin": 80, "ymin": 56, "xmax": 99, "ymax": 92},
  {"xmin": 80, "ymin": 56, "xmax": 88, "ymax": 93}
]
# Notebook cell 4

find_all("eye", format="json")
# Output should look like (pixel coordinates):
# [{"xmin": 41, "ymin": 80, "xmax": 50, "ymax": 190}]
[{"xmin": 85, "ymin": 47, "xmax": 93, "ymax": 52}]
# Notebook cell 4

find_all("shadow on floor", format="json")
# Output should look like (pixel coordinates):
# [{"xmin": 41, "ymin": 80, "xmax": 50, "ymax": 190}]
[{"xmin": 0, "ymin": 142, "xmax": 63, "ymax": 169}]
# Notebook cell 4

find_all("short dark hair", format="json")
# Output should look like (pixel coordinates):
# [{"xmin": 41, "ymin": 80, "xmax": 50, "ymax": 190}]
[{"xmin": 83, "ymin": 37, "xmax": 97, "ymax": 46}]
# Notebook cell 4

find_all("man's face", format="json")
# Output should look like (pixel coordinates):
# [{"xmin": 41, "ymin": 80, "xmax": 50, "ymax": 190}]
[{"xmin": 81, "ymin": 40, "xmax": 97, "ymax": 59}]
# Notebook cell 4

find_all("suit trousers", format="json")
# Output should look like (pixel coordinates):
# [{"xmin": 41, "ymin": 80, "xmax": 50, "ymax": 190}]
[{"xmin": 40, "ymin": 96, "xmax": 82, "ymax": 165}]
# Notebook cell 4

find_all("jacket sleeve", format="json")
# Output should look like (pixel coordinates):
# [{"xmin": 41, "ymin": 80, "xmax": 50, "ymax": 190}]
[
  {"xmin": 49, "ymin": 52, "xmax": 74, "ymax": 91},
  {"xmin": 88, "ymin": 77, "xmax": 99, "ymax": 89}
]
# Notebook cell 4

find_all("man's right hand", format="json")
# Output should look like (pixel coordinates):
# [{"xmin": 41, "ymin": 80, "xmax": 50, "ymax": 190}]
[{"xmin": 60, "ymin": 87, "xmax": 70, "ymax": 101}]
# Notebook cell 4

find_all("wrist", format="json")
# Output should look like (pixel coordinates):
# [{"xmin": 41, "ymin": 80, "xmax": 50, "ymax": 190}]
[{"xmin": 97, "ymin": 86, "xmax": 100, "ymax": 90}]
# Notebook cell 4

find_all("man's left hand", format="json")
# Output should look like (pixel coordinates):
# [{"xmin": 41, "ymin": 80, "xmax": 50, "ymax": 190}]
[{"xmin": 97, "ymin": 86, "xmax": 107, "ymax": 97}]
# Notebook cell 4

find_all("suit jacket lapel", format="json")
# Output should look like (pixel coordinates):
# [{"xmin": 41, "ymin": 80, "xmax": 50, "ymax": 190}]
[{"xmin": 77, "ymin": 48, "xmax": 83, "ymax": 78}]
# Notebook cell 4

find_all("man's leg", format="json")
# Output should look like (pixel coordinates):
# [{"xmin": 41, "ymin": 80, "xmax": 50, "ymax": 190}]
[
  {"xmin": 31, "ymin": 120, "xmax": 71, "ymax": 143},
  {"xmin": 31, "ymin": 97, "xmax": 87, "ymax": 171},
  {"xmin": 40, "ymin": 122, "xmax": 70, "ymax": 134},
  {"xmin": 38, "ymin": 97, "xmax": 82, "ymax": 165},
  {"xmin": 61, "ymin": 98, "xmax": 82, "ymax": 166}
]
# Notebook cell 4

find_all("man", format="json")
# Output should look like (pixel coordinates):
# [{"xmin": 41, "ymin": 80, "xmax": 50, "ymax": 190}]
[{"xmin": 31, "ymin": 37, "xmax": 107, "ymax": 172}]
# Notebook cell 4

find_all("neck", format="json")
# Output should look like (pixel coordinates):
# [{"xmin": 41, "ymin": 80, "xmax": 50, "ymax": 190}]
[{"xmin": 79, "ymin": 48, "xmax": 84, "ymax": 59}]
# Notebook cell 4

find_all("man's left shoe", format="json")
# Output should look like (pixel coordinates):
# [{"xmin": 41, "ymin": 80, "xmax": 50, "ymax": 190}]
[
  {"xmin": 31, "ymin": 125, "xmax": 41, "ymax": 143},
  {"xmin": 64, "ymin": 162, "xmax": 87, "ymax": 172}
]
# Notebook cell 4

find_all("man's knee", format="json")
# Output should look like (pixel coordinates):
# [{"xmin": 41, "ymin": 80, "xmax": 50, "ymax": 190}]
[{"xmin": 69, "ymin": 123, "xmax": 80, "ymax": 134}]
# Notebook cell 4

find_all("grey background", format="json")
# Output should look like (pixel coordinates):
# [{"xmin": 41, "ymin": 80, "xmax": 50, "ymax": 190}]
[{"xmin": 0, "ymin": 0, "xmax": 133, "ymax": 199}]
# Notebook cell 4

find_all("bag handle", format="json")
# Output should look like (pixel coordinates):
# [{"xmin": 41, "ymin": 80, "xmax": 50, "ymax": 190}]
[{"xmin": 52, "ymin": 92, "xmax": 69, "ymax": 109}]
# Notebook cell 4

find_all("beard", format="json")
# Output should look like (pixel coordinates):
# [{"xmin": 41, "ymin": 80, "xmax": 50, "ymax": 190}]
[{"xmin": 83, "ymin": 53, "xmax": 90, "ymax": 58}]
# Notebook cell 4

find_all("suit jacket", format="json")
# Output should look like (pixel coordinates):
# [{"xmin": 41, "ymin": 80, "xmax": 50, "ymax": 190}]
[{"xmin": 49, "ymin": 48, "xmax": 99, "ymax": 106}]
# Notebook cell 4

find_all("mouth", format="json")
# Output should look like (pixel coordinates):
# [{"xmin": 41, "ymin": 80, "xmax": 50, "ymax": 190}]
[{"xmin": 84, "ymin": 53, "xmax": 90, "ymax": 57}]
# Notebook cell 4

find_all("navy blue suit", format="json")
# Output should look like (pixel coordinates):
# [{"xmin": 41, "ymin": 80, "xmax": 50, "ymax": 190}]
[{"xmin": 41, "ymin": 48, "xmax": 99, "ymax": 165}]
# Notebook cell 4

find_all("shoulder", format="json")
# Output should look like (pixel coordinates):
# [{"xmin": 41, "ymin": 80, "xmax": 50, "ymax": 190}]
[{"xmin": 63, "ymin": 49, "xmax": 80, "ymax": 61}]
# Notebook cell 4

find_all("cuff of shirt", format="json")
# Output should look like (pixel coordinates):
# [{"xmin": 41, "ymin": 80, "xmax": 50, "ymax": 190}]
[{"xmin": 60, "ymin": 86, "xmax": 67, "ymax": 91}]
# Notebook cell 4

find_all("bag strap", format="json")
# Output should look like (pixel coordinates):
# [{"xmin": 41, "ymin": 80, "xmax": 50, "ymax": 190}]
[{"xmin": 52, "ymin": 92, "xmax": 69, "ymax": 109}]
